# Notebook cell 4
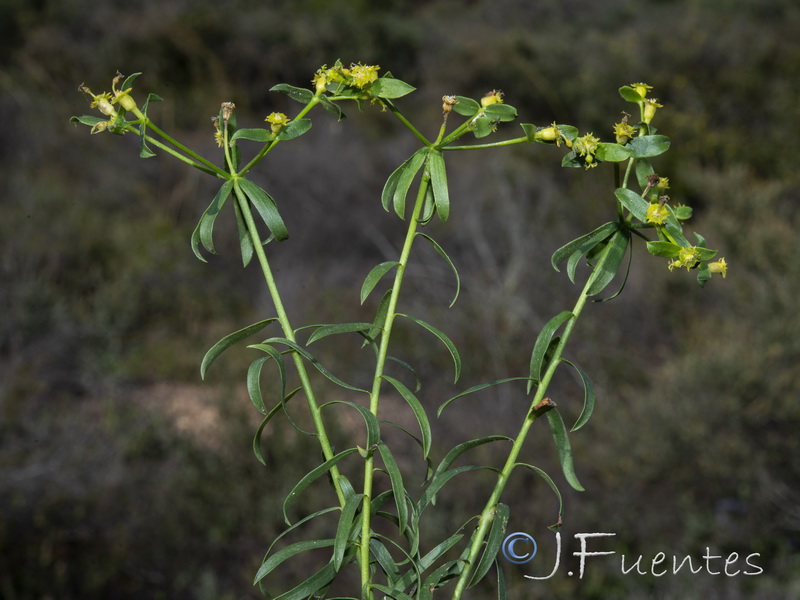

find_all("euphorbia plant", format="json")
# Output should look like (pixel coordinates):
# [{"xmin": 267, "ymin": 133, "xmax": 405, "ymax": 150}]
[{"xmin": 73, "ymin": 63, "xmax": 726, "ymax": 599}]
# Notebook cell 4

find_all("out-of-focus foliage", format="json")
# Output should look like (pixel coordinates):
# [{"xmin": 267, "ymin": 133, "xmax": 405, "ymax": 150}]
[{"xmin": 1, "ymin": 0, "xmax": 798, "ymax": 598}]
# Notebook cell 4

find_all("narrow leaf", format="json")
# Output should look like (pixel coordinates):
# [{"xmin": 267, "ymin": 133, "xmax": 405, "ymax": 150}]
[
  {"xmin": 393, "ymin": 148, "xmax": 427, "ymax": 219},
  {"xmin": 646, "ymin": 240, "xmax": 681, "ymax": 258},
  {"xmin": 514, "ymin": 462, "xmax": 563, "ymax": 525},
  {"xmin": 334, "ymin": 493, "xmax": 364, "ymax": 571},
  {"xmin": 232, "ymin": 198, "xmax": 255, "ymax": 267},
  {"xmin": 237, "ymin": 178, "xmax": 289, "ymax": 241},
  {"xmin": 546, "ymin": 410, "xmax": 584, "ymax": 491},
  {"xmin": 282, "ymin": 448, "xmax": 359, "ymax": 524},
  {"xmin": 469, "ymin": 503, "xmax": 510, "ymax": 587},
  {"xmin": 200, "ymin": 318, "xmax": 278, "ymax": 379},
  {"xmin": 377, "ymin": 442, "xmax": 408, "ymax": 534},
  {"xmin": 561, "ymin": 358, "xmax": 595, "ymax": 431},
  {"xmin": 586, "ymin": 230, "xmax": 629, "ymax": 296},
  {"xmin": 416, "ymin": 233, "xmax": 460, "ymax": 307},
  {"xmin": 273, "ymin": 562, "xmax": 337, "ymax": 600},
  {"xmin": 253, "ymin": 538, "xmax": 334, "ymax": 585},
  {"xmin": 635, "ymin": 158, "xmax": 655, "ymax": 190},
  {"xmin": 246, "ymin": 345, "xmax": 285, "ymax": 414},
  {"xmin": 322, "ymin": 400, "xmax": 381, "ymax": 451},
  {"xmin": 529, "ymin": 311, "xmax": 573, "ymax": 391},
  {"xmin": 369, "ymin": 538, "xmax": 401, "ymax": 584},
  {"xmin": 361, "ymin": 261, "xmax": 400, "ymax": 304},
  {"xmin": 198, "ymin": 179, "xmax": 234, "ymax": 254},
  {"xmin": 428, "ymin": 150, "xmax": 450, "ymax": 223},
  {"xmin": 382, "ymin": 375, "xmax": 432, "ymax": 459},
  {"xmin": 551, "ymin": 222, "xmax": 617, "ymax": 272},
  {"xmin": 319, "ymin": 95, "xmax": 345, "ymax": 120},
  {"xmin": 306, "ymin": 322, "xmax": 372, "ymax": 345},
  {"xmin": 438, "ymin": 377, "xmax": 533, "ymax": 417},
  {"xmin": 430, "ymin": 435, "xmax": 511, "ymax": 482},
  {"xmin": 396, "ymin": 313, "xmax": 461, "ymax": 383},
  {"xmin": 259, "ymin": 337, "xmax": 368, "ymax": 393}
]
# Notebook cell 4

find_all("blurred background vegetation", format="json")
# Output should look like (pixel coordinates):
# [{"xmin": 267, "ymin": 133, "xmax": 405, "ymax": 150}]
[{"xmin": 1, "ymin": 0, "xmax": 799, "ymax": 598}]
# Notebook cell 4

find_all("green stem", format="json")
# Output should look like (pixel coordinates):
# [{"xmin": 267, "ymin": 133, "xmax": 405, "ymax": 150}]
[
  {"xmin": 359, "ymin": 163, "xmax": 432, "ymax": 597},
  {"xmin": 449, "ymin": 273, "xmax": 595, "ymax": 600},
  {"xmin": 379, "ymin": 98, "xmax": 431, "ymax": 146},
  {"xmin": 442, "ymin": 136, "xmax": 528, "ymax": 151},
  {"xmin": 231, "ymin": 181, "xmax": 346, "ymax": 509}
]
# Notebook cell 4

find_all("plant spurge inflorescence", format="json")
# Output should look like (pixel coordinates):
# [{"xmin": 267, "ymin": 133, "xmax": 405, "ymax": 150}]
[{"xmin": 73, "ymin": 68, "xmax": 727, "ymax": 599}]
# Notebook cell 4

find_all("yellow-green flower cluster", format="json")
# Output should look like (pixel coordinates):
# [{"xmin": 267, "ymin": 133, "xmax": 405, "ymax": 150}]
[
  {"xmin": 668, "ymin": 246, "xmax": 701, "ymax": 271},
  {"xmin": 265, "ymin": 112, "xmax": 290, "ymax": 134},
  {"xmin": 312, "ymin": 62, "xmax": 381, "ymax": 92},
  {"xmin": 480, "ymin": 90, "xmax": 504, "ymax": 107},
  {"xmin": 79, "ymin": 72, "xmax": 138, "ymax": 134},
  {"xmin": 572, "ymin": 133, "xmax": 601, "ymax": 168},
  {"xmin": 613, "ymin": 120, "xmax": 636, "ymax": 144},
  {"xmin": 646, "ymin": 203, "xmax": 669, "ymax": 225}
]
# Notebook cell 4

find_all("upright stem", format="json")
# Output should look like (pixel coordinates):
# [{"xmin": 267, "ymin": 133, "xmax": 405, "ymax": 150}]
[
  {"xmin": 359, "ymin": 164, "xmax": 432, "ymax": 596},
  {"xmin": 232, "ymin": 182, "xmax": 346, "ymax": 508},
  {"xmin": 450, "ymin": 274, "xmax": 595, "ymax": 600}
]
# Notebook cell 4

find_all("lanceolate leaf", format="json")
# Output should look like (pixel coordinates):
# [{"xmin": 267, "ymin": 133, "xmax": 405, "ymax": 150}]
[
  {"xmin": 232, "ymin": 199, "xmax": 255, "ymax": 267},
  {"xmin": 191, "ymin": 179, "xmax": 234, "ymax": 260},
  {"xmin": 377, "ymin": 442, "xmax": 409, "ymax": 534},
  {"xmin": 428, "ymin": 150, "xmax": 450, "ymax": 222},
  {"xmin": 231, "ymin": 128, "xmax": 271, "ymax": 143},
  {"xmin": 322, "ymin": 400, "xmax": 381, "ymax": 451},
  {"xmin": 253, "ymin": 538, "xmax": 334, "ymax": 585},
  {"xmin": 361, "ymin": 261, "xmax": 400, "ymax": 304},
  {"xmin": 200, "ymin": 318, "xmax": 278, "ymax": 379},
  {"xmin": 585, "ymin": 230, "xmax": 629, "ymax": 296},
  {"xmin": 282, "ymin": 448, "xmax": 359, "ymax": 524},
  {"xmin": 305, "ymin": 322, "xmax": 373, "ymax": 345},
  {"xmin": 546, "ymin": 410, "xmax": 584, "ymax": 491},
  {"xmin": 514, "ymin": 462, "xmax": 563, "ymax": 523},
  {"xmin": 561, "ymin": 358, "xmax": 595, "ymax": 431},
  {"xmin": 272, "ymin": 562, "xmax": 338, "ymax": 600},
  {"xmin": 246, "ymin": 345, "xmax": 286, "ymax": 414},
  {"xmin": 438, "ymin": 378, "xmax": 533, "ymax": 417},
  {"xmin": 333, "ymin": 493, "xmax": 363, "ymax": 571},
  {"xmin": 277, "ymin": 118, "xmax": 312, "ymax": 141},
  {"xmin": 469, "ymin": 503, "xmax": 510, "ymax": 587},
  {"xmin": 635, "ymin": 158, "xmax": 655, "ymax": 190},
  {"xmin": 382, "ymin": 375, "xmax": 432, "ymax": 459},
  {"xmin": 252, "ymin": 387, "xmax": 301, "ymax": 466},
  {"xmin": 551, "ymin": 222, "xmax": 617, "ymax": 272},
  {"xmin": 528, "ymin": 311, "xmax": 573, "ymax": 392},
  {"xmin": 237, "ymin": 177, "xmax": 289, "ymax": 241},
  {"xmin": 393, "ymin": 148, "xmax": 427, "ymax": 219},
  {"xmin": 430, "ymin": 435, "xmax": 511, "ymax": 481},
  {"xmin": 416, "ymin": 233, "xmax": 461, "ymax": 307},
  {"xmin": 258, "ymin": 337, "xmax": 368, "ymax": 393},
  {"xmin": 396, "ymin": 313, "xmax": 461, "ymax": 383}
]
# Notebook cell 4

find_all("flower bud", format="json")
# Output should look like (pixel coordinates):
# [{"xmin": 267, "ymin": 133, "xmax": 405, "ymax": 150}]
[
  {"xmin": 480, "ymin": 90, "xmax": 503, "ymax": 107},
  {"xmin": 643, "ymin": 98, "xmax": 663, "ymax": 125},
  {"xmin": 708, "ymin": 257, "xmax": 728, "ymax": 278}
]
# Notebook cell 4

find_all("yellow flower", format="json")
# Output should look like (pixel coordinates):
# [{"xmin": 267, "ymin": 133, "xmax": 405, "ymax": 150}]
[
  {"xmin": 572, "ymin": 133, "xmax": 601, "ymax": 168},
  {"xmin": 646, "ymin": 203, "xmax": 669, "ymax": 225},
  {"xmin": 708, "ymin": 257, "xmax": 728, "ymax": 278},
  {"xmin": 480, "ymin": 90, "xmax": 504, "ymax": 107},
  {"xmin": 643, "ymin": 98, "xmax": 663, "ymax": 125},
  {"xmin": 631, "ymin": 82, "xmax": 653, "ymax": 99},
  {"xmin": 265, "ymin": 112, "xmax": 290, "ymax": 133},
  {"xmin": 111, "ymin": 71, "xmax": 137, "ymax": 112},
  {"xmin": 677, "ymin": 246, "xmax": 701, "ymax": 270},
  {"xmin": 613, "ymin": 121, "xmax": 635, "ymax": 144},
  {"xmin": 349, "ymin": 63, "xmax": 380, "ymax": 89}
]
